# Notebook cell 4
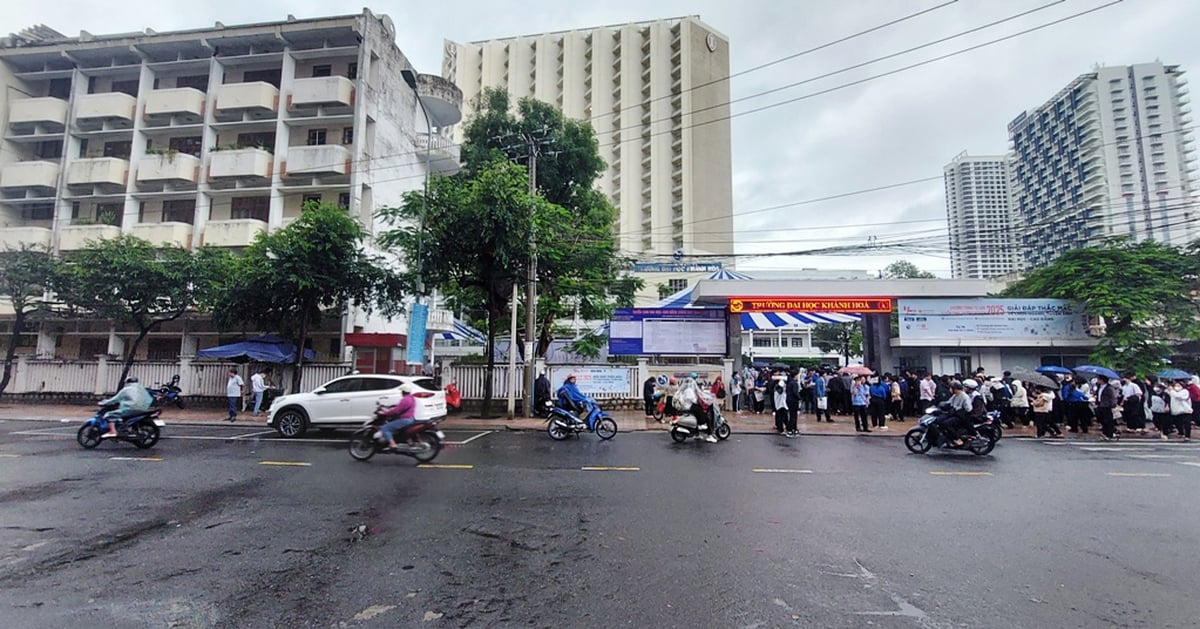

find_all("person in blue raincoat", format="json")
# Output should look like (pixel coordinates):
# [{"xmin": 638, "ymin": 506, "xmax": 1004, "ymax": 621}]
[{"xmin": 557, "ymin": 374, "xmax": 590, "ymax": 415}]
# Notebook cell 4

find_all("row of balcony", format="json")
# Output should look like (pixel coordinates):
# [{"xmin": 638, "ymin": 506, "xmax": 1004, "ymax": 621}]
[
  {"xmin": 8, "ymin": 77, "xmax": 355, "ymax": 133},
  {"xmin": 0, "ymin": 219, "xmax": 268, "ymax": 252},
  {"xmin": 0, "ymin": 144, "xmax": 352, "ymax": 192}
]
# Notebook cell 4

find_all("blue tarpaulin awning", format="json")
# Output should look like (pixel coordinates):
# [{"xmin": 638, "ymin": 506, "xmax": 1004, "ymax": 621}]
[{"xmin": 197, "ymin": 335, "xmax": 316, "ymax": 363}]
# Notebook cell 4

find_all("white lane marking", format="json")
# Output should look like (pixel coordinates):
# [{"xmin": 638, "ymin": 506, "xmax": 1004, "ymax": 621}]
[
  {"xmin": 231, "ymin": 430, "xmax": 276, "ymax": 439},
  {"xmin": 929, "ymin": 471, "xmax": 993, "ymax": 476},
  {"xmin": 0, "ymin": 453, "xmax": 21, "ymax": 458},
  {"xmin": 109, "ymin": 456, "xmax": 163, "ymax": 462},
  {"xmin": 1106, "ymin": 472, "xmax": 1171, "ymax": 477},
  {"xmin": 1178, "ymin": 461, "xmax": 1200, "ymax": 468},
  {"xmin": 258, "ymin": 461, "xmax": 311, "ymax": 467},
  {"xmin": 753, "ymin": 468, "xmax": 814, "ymax": 474},
  {"xmin": 352, "ymin": 605, "xmax": 396, "ymax": 621},
  {"xmin": 580, "ymin": 466, "xmax": 639, "ymax": 471},
  {"xmin": 453, "ymin": 431, "xmax": 492, "ymax": 445},
  {"xmin": 1126, "ymin": 454, "xmax": 1194, "ymax": 459}
]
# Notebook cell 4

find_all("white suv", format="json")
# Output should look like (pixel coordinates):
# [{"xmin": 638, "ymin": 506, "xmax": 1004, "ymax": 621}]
[{"xmin": 267, "ymin": 374, "xmax": 447, "ymax": 438}]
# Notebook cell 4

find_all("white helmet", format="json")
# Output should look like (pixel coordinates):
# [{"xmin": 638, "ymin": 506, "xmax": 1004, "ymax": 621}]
[
  {"xmin": 962, "ymin": 378, "xmax": 979, "ymax": 390},
  {"xmin": 399, "ymin": 382, "xmax": 415, "ymax": 395}
]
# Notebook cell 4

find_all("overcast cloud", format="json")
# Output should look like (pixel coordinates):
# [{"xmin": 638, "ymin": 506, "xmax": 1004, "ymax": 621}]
[{"xmin": 10, "ymin": 0, "xmax": 1198, "ymax": 275}]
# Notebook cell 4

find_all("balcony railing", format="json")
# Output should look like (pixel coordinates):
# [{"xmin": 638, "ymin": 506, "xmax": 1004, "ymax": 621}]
[
  {"xmin": 413, "ymin": 133, "xmax": 461, "ymax": 175},
  {"xmin": 130, "ymin": 222, "xmax": 194, "ymax": 248},
  {"xmin": 203, "ymin": 219, "xmax": 268, "ymax": 247},
  {"xmin": 137, "ymin": 153, "xmax": 201, "ymax": 184},
  {"xmin": 58, "ymin": 224, "xmax": 122, "ymax": 250},
  {"xmin": 289, "ymin": 77, "xmax": 354, "ymax": 109},
  {"xmin": 67, "ymin": 157, "xmax": 129, "ymax": 189},
  {"xmin": 208, "ymin": 148, "xmax": 273, "ymax": 180},
  {"xmin": 0, "ymin": 161, "xmax": 60, "ymax": 191},
  {"xmin": 0, "ymin": 226, "xmax": 54, "ymax": 250},
  {"xmin": 8, "ymin": 97, "xmax": 69, "ymax": 133},
  {"xmin": 75, "ymin": 93, "xmax": 137, "ymax": 129},
  {"xmin": 214, "ymin": 82, "xmax": 279, "ymax": 118},
  {"xmin": 144, "ymin": 88, "xmax": 206, "ymax": 122},
  {"xmin": 284, "ymin": 144, "xmax": 350, "ymax": 176}
]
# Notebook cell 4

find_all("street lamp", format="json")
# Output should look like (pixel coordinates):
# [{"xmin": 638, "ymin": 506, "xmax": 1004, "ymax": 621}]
[{"xmin": 402, "ymin": 68, "xmax": 432, "ymax": 372}]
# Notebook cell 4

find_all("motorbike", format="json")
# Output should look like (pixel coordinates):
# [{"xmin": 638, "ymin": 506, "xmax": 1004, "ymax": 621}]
[
  {"xmin": 650, "ymin": 391, "xmax": 672, "ymax": 422},
  {"xmin": 77, "ymin": 402, "xmax": 164, "ymax": 450},
  {"xmin": 147, "ymin": 374, "xmax": 185, "ymax": 409},
  {"xmin": 669, "ymin": 403, "xmax": 731, "ymax": 443},
  {"xmin": 904, "ymin": 405, "xmax": 996, "ymax": 456},
  {"xmin": 543, "ymin": 397, "xmax": 618, "ymax": 441},
  {"xmin": 348, "ymin": 403, "xmax": 445, "ymax": 463},
  {"xmin": 977, "ymin": 410, "xmax": 1003, "ymax": 443},
  {"xmin": 444, "ymin": 381, "xmax": 462, "ymax": 413}
]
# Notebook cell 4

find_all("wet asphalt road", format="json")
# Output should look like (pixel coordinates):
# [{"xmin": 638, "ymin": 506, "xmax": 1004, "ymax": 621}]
[{"xmin": 0, "ymin": 418, "xmax": 1198, "ymax": 628}]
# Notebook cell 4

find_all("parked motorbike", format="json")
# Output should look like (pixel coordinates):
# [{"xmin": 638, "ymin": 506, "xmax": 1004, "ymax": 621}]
[
  {"xmin": 147, "ymin": 374, "xmax": 185, "ymax": 409},
  {"xmin": 650, "ymin": 391, "xmax": 669, "ymax": 422},
  {"xmin": 543, "ymin": 398, "xmax": 618, "ymax": 441},
  {"xmin": 669, "ymin": 403, "xmax": 731, "ymax": 443},
  {"xmin": 444, "ymin": 381, "xmax": 462, "ymax": 413},
  {"xmin": 348, "ymin": 404, "xmax": 445, "ymax": 463},
  {"xmin": 77, "ymin": 402, "xmax": 164, "ymax": 450},
  {"xmin": 904, "ymin": 406, "xmax": 996, "ymax": 456}
]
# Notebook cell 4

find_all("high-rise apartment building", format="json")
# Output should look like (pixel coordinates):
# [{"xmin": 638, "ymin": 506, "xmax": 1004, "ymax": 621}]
[
  {"xmin": 443, "ymin": 16, "xmax": 735, "ymax": 288},
  {"xmin": 943, "ymin": 152, "xmax": 1018, "ymax": 279},
  {"xmin": 0, "ymin": 11, "xmax": 461, "ymax": 370},
  {"xmin": 1008, "ymin": 62, "xmax": 1197, "ymax": 269}
]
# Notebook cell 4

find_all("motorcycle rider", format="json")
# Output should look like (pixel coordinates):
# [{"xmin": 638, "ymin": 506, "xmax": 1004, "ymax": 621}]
[
  {"xmin": 940, "ymin": 380, "xmax": 984, "ymax": 446},
  {"xmin": 557, "ymin": 374, "xmax": 590, "ymax": 421},
  {"xmin": 676, "ymin": 373, "xmax": 717, "ymax": 442},
  {"xmin": 98, "ymin": 377, "xmax": 153, "ymax": 439},
  {"xmin": 378, "ymin": 383, "xmax": 417, "ymax": 450}
]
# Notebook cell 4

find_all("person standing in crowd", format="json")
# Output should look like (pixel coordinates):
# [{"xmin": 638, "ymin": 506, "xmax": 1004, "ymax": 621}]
[
  {"xmin": 1093, "ymin": 374, "xmax": 1119, "ymax": 441},
  {"xmin": 1009, "ymin": 379, "xmax": 1030, "ymax": 426},
  {"xmin": 801, "ymin": 371, "xmax": 816, "ymax": 415},
  {"xmin": 1168, "ymin": 380, "xmax": 1193, "ymax": 441},
  {"xmin": 1188, "ymin": 376, "xmax": 1200, "ymax": 428},
  {"xmin": 919, "ymin": 372, "xmax": 936, "ymax": 410},
  {"xmin": 813, "ymin": 370, "xmax": 832, "ymax": 422},
  {"xmin": 643, "ymin": 376, "xmax": 657, "ymax": 422},
  {"xmin": 225, "ymin": 368, "xmax": 245, "ymax": 423},
  {"xmin": 711, "ymin": 375, "xmax": 727, "ymax": 412},
  {"xmin": 784, "ymin": 370, "xmax": 801, "ymax": 438},
  {"xmin": 840, "ymin": 372, "xmax": 854, "ymax": 416},
  {"xmin": 868, "ymin": 375, "xmax": 889, "ymax": 431},
  {"xmin": 1061, "ymin": 374, "xmax": 1091, "ymax": 433},
  {"xmin": 1148, "ymin": 381, "xmax": 1171, "ymax": 439},
  {"xmin": 1030, "ymin": 384, "xmax": 1060, "ymax": 437},
  {"xmin": 827, "ymin": 371, "xmax": 847, "ymax": 416},
  {"xmin": 851, "ymin": 375, "xmax": 871, "ymax": 433},
  {"xmin": 250, "ymin": 367, "xmax": 271, "ymax": 416},
  {"xmin": 1119, "ymin": 372, "xmax": 1146, "ymax": 434},
  {"xmin": 888, "ymin": 374, "xmax": 904, "ymax": 423},
  {"xmin": 772, "ymin": 372, "xmax": 788, "ymax": 435},
  {"xmin": 934, "ymin": 375, "xmax": 951, "ymax": 404},
  {"xmin": 730, "ymin": 373, "xmax": 743, "ymax": 413},
  {"xmin": 753, "ymin": 370, "xmax": 769, "ymax": 414}
]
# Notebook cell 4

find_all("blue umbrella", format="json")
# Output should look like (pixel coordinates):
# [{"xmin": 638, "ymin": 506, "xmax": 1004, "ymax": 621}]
[
  {"xmin": 1035, "ymin": 365, "xmax": 1073, "ymax": 375},
  {"xmin": 1157, "ymin": 368, "xmax": 1194, "ymax": 381},
  {"xmin": 1073, "ymin": 365, "xmax": 1120, "ymax": 380}
]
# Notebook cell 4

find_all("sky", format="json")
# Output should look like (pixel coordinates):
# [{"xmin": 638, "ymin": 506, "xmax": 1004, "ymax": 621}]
[{"xmin": 9, "ymin": 0, "xmax": 1198, "ymax": 276}]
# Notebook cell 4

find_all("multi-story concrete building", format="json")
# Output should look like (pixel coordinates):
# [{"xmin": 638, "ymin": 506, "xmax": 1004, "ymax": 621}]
[
  {"xmin": 443, "ymin": 16, "xmax": 735, "ymax": 302},
  {"xmin": 0, "ymin": 11, "xmax": 461, "ymax": 376},
  {"xmin": 1008, "ymin": 62, "xmax": 1197, "ymax": 269},
  {"xmin": 943, "ymin": 152, "xmax": 1018, "ymax": 279}
]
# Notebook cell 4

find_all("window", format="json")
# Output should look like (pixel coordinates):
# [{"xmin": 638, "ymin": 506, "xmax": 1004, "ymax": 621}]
[
  {"xmin": 311, "ymin": 65, "xmax": 332, "ymax": 78},
  {"xmin": 20, "ymin": 203, "xmax": 55, "ymax": 221},
  {"xmin": 242, "ymin": 69, "xmax": 282, "ymax": 87},
  {"xmin": 48, "ymin": 78, "xmax": 71, "ymax": 99},
  {"xmin": 752, "ymin": 337, "xmax": 772, "ymax": 348},
  {"xmin": 96, "ymin": 203, "xmax": 123, "ymax": 225},
  {"xmin": 667, "ymin": 278, "xmax": 688, "ymax": 292},
  {"xmin": 302, "ymin": 193, "xmax": 322, "ymax": 208},
  {"xmin": 236, "ymin": 132, "xmax": 275, "ymax": 150},
  {"xmin": 34, "ymin": 140, "xmax": 62, "ymax": 160},
  {"xmin": 71, "ymin": 202, "xmax": 81, "ymax": 219},
  {"xmin": 103, "ymin": 141, "xmax": 132, "ymax": 159},
  {"xmin": 147, "ymin": 338, "xmax": 178, "ymax": 361},
  {"xmin": 338, "ymin": 192, "xmax": 351, "ymax": 209},
  {"xmin": 175, "ymin": 74, "xmax": 209, "ymax": 91},
  {"xmin": 347, "ymin": 63, "xmax": 358, "ymax": 79},
  {"xmin": 111, "ymin": 79, "xmax": 139, "ymax": 96},
  {"xmin": 306, "ymin": 128, "xmax": 327, "ymax": 146},
  {"xmin": 167, "ymin": 136, "xmax": 203, "ymax": 156},
  {"xmin": 321, "ymin": 377, "xmax": 363, "ymax": 393},
  {"xmin": 231, "ymin": 196, "xmax": 269, "ymax": 221},
  {"xmin": 341, "ymin": 127, "xmax": 354, "ymax": 145},
  {"xmin": 79, "ymin": 338, "xmax": 108, "ymax": 359},
  {"xmin": 162, "ymin": 199, "xmax": 196, "ymax": 224},
  {"xmin": 790, "ymin": 337, "xmax": 805, "ymax": 348}
]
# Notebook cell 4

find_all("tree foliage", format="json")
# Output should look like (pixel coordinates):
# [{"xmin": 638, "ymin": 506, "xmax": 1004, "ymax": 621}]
[
  {"xmin": 883, "ymin": 260, "xmax": 936, "ymax": 279},
  {"xmin": 1003, "ymin": 240, "xmax": 1200, "ymax": 375},
  {"xmin": 0, "ymin": 246, "xmax": 60, "ymax": 394},
  {"xmin": 811, "ymin": 322, "xmax": 864, "ymax": 366},
  {"xmin": 53, "ymin": 235, "xmax": 229, "ymax": 389},
  {"xmin": 213, "ymin": 202, "xmax": 405, "ymax": 391}
]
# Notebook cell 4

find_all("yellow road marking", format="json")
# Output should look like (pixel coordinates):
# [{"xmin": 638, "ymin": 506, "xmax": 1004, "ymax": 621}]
[
  {"xmin": 753, "ymin": 468, "xmax": 814, "ymax": 474},
  {"xmin": 1106, "ymin": 472, "xmax": 1171, "ymax": 477},
  {"xmin": 258, "ymin": 461, "xmax": 311, "ymax": 467},
  {"xmin": 417, "ymin": 464, "xmax": 474, "ymax": 469},
  {"xmin": 929, "ymin": 471, "xmax": 992, "ymax": 476},
  {"xmin": 109, "ymin": 456, "xmax": 163, "ymax": 462},
  {"xmin": 581, "ymin": 466, "xmax": 640, "ymax": 471}
]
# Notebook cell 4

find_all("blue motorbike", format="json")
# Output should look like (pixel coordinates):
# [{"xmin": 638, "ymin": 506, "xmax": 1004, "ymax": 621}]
[
  {"xmin": 542, "ymin": 397, "xmax": 618, "ymax": 440},
  {"xmin": 147, "ymin": 374, "xmax": 185, "ymax": 409},
  {"xmin": 77, "ymin": 402, "xmax": 164, "ymax": 450}
]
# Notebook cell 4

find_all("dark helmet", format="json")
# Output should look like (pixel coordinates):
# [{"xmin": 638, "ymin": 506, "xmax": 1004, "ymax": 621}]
[{"xmin": 125, "ymin": 376, "xmax": 139, "ymax": 384}]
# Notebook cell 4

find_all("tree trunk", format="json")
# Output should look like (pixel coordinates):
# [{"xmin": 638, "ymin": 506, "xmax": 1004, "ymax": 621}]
[
  {"xmin": 291, "ymin": 313, "xmax": 309, "ymax": 393},
  {"xmin": 0, "ymin": 309, "xmax": 25, "ymax": 395},
  {"xmin": 118, "ymin": 326, "xmax": 153, "ymax": 389},
  {"xmin": 481, "ymin": 299, "xmax": 498, "ymax": 419}
]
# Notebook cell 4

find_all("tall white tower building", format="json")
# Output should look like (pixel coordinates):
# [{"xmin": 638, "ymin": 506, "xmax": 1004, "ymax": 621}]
[
  {"xmin": 443, "ymin": 16, "xmax": 734, "ymax": 275},
  {"xmin": 943, "ymin": 152, "xmax": 1017, "ymax": 279},
  {"xmin": 1008, "ymin": 62, "xmax": 1197, "ymax": 269}
]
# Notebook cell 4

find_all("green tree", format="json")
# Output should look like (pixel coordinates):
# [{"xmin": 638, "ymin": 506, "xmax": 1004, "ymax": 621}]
[
  {"xmin": 882, "ymin": 260, "xmax": 936, "ymax": 279},
  {"xmin": 1003, "ymin": 240, "xmax": 1200, "ymax": 375},
  {"xmin": 379, "ymin": 159, "xmax": 536, "ymax": 417},
  {"xmin": 811, "ymin": 322, "xmax": 863, "ymax": 366},
  {"xmin": 0, "ymin": 246, "xmax": 60, "ymax": 394},
  {"xmin": 213, "ymin": 202, "xmax": 405, "ymax": 392},
  {"xmin": 53, "ymin": 235, "xmax": 228, "ymax": 388}
]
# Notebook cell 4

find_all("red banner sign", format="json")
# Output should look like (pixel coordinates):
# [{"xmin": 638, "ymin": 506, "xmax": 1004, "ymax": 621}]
[{"xmin": 728, "ymin": 297, "xmax": 893, "ymax": 313}]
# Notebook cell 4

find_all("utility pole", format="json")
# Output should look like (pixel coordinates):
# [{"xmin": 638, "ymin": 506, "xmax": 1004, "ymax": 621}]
[{"xmin": 524, "ymin": 135, "xmax": 538, "ymax": 417}]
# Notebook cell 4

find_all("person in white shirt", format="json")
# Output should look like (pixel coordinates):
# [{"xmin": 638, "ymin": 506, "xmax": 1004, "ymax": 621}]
[
  {"xmin": 1167, "ymin": 381, "xmax": 1193, "ymax": 441},
  {"xmin": 226, "ymin": 369, "xmax": 245, "ymax": 423},
  {"xmin": 1009, "ymin": 379, "xmax": 1030, "ymax": 426},
  {"xmin": 918, "ymin": 372, "xmax": 937, "ymax": 408},
  {"xmin": 250, "ymin": 367, "xmax": 273, "ymax": 416}
]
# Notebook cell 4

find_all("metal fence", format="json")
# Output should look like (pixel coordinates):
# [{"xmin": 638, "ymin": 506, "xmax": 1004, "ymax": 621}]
[{"xmin": 443, "ymin": 364, "xmax": 640, "ymax": 400}]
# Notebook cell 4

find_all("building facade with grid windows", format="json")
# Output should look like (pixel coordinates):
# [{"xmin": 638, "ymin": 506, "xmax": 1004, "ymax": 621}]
[{"xmin": 943, "ymin": 152, "xmax": 1018, "ymax": 279}]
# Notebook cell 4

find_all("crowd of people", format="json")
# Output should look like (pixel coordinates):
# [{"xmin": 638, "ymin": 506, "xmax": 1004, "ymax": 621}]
[{"xmin": 715, "ymin": 365, "xmax": 1198, "ymax": 441}]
